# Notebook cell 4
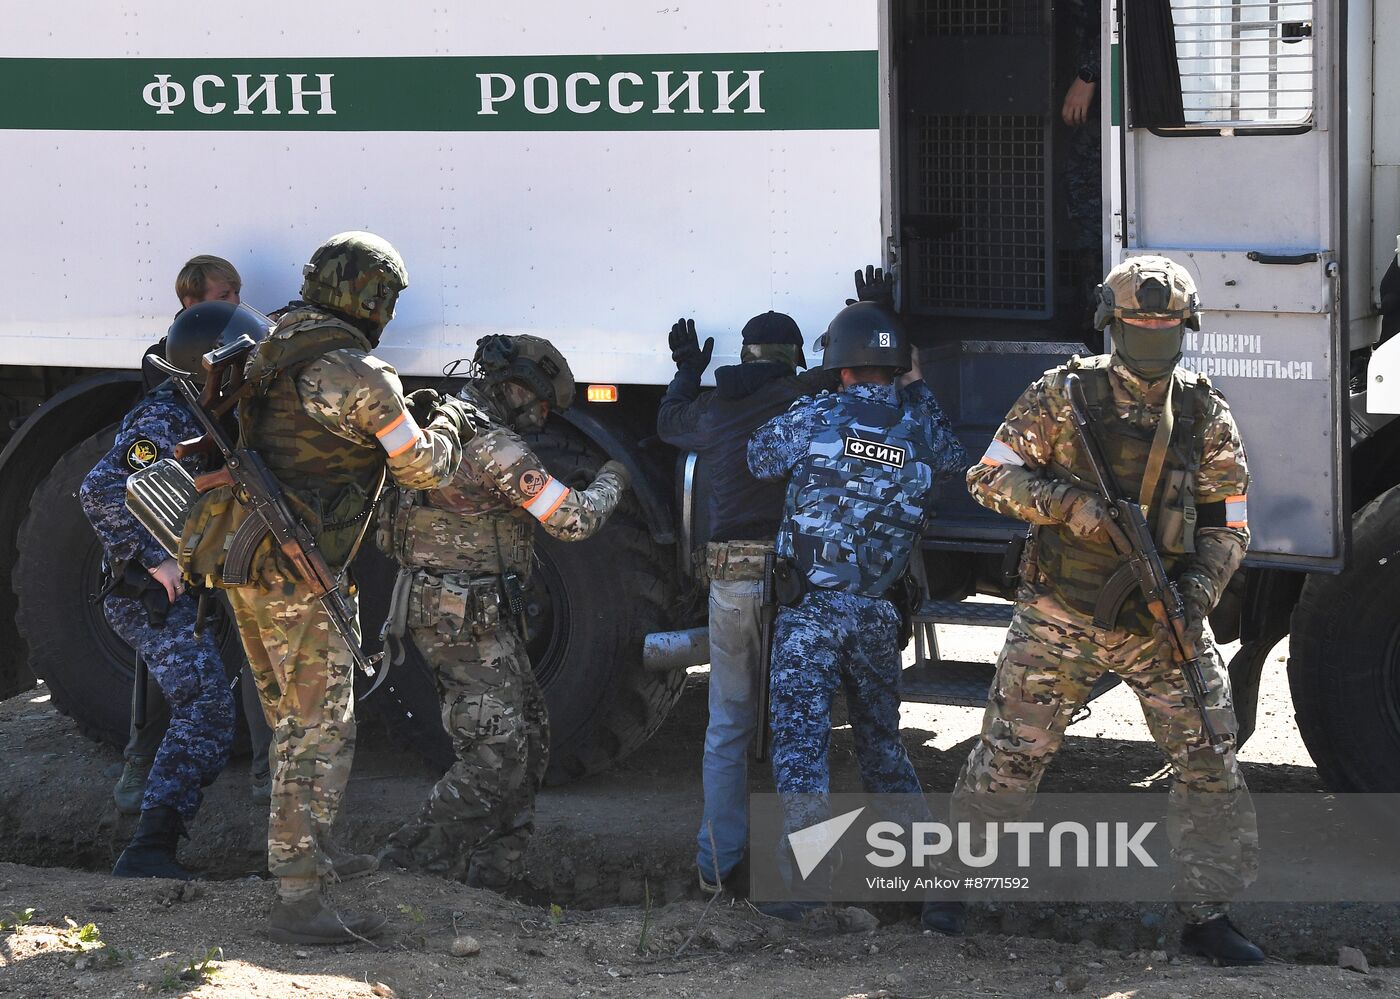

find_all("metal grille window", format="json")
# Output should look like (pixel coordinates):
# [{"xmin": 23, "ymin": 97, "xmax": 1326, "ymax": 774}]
[
  {"xmin": 907, "ymin": 0, "xmax": 1041, "ymax": 36},
  {"xmin": 1171, "ymin": 0, "xmax": 1314, "ymax": 126},
  {"xmin": 909, "ymin": 113, "xmax": 1048, "ymax": 314}
]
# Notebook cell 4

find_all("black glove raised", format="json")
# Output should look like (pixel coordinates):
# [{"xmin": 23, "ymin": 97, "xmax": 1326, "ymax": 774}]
[
  {"xmin": 669, "ymin": 318, "xmax": 714, "ymax": 374},
  {"xmin": 846, "ymin": 264, "xmax": 896, "ymax": 307}
]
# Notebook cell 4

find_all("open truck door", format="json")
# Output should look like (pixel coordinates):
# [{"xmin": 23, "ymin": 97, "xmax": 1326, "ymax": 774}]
[{"xmin": 1116, "ymin": 0, "xmax": 1344, "ymax": 570}]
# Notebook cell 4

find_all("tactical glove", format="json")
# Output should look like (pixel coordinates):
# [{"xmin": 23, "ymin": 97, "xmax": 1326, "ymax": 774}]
[
  {"xmin": 598, "ymin": 459, "xmax": 632, "ymax": 489},
  {"xmin": 669, "ymin": 318, "xmax": 714, "ymax": 375},
  {"xmin": 405, "ymin": 388, "xmax": 442, "ymax": 425},
  {"xmin": 1062, "ymin": 490, "xmax": 1132, "ymax": 554},
  {"xmin": 846, "ymin": 264, "xmax": 896, "ymax": 307},
  {"xmin": 427, "ymin": 396, "xmax": 478, "ymax": 444}
]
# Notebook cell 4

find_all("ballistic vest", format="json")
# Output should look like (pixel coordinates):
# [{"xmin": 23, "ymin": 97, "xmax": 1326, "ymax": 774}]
[
  {"xmin": 238, "ymin": 308, "xmax": 384, "ymax": 569},
  {"xmin": 1036, "ymin": 356, "xmax": 1210, "ymax": 632},
  {"xmin": 776, "ymin": 390, "xmax": 939, "ymax": 599}
]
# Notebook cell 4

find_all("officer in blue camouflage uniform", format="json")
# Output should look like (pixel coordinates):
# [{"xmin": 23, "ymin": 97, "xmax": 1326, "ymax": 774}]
[
  {"xmin": 111, "ymin": 255, "xmax": 274, "ymax": 814},
  {"xmin": 79, "ymin": 302, "xmax": 272, "ymax": 879},
  {"xmin": 747, "ymin": 302, "xmax": 966, "ymax": 911}
]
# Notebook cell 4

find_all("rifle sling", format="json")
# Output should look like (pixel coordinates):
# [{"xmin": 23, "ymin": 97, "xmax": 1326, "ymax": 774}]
[{"xmin": 1137, "ymin": 376, "xmax": 1175, "ymax": 519}]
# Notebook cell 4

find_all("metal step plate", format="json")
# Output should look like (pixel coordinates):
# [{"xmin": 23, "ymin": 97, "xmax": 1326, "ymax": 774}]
[
  {"xmin": 914, "ymin": 599, "xmax": 1014, "ymax": 628},
  {"xmin": 900, "ymin": 661, "xmax": 1123, "ymax": 708},
  {"xmin": 899, "ymin": 659, "xmax": 996, "ymax": 706}
]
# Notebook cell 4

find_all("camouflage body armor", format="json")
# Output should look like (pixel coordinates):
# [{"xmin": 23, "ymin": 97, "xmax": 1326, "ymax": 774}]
[
  {"xmin": 776, "ymin": 391, "xmax": 939, "ymax": 599},
  {"xmin": 238, "ymin": 307, "xmax": 384, "ymax": 569},
  {"xmin": 377, "ymin": 388, "xmax": 531, "ymax": 577},
  {"xmin": 1035, "ymin": 355, "xmax": 1212, "ymax": 632}
]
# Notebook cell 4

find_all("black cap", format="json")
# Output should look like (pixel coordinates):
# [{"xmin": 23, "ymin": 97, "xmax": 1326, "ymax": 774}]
[{"xmin": 741, "ymin": 311, "xmax": 803, "ymax": 346}]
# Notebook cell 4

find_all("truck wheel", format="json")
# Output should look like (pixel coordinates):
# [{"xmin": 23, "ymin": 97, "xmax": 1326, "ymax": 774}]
[
  {"xmin": 13, "ymin": 427, "xmax": 251, "ymax": 751},
  {"xmin": 370, "ymin": 422, "xmax": 686, "ymax": 783},
  {"xmin": 1289, "ymin": 483, "xmax": 1400, "ymax": 791}
]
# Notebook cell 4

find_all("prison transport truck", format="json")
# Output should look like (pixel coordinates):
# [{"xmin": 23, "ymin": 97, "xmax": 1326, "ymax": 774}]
[{"xmin": 3, "ymin": 1, "xmax": 1398, "ymax": 789}]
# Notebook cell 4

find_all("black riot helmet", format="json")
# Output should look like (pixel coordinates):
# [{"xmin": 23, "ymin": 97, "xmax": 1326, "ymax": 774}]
[
  {"xmin": 816, "ymin": 302, "xmax": 911, "ymax": 374},
  {"xmin": 165, "ymin": 301, "xmax": 272, "ymax": 383}
]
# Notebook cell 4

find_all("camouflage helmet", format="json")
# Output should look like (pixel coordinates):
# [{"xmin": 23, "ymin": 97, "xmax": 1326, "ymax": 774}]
[
  {"xmin": 300, "ymin": 231, "xmax": 408, "ymax": 335},
  {"xmin": 473, "ymin": 334, "xmax": 577, "ymax": 410},
  {"xmin": 817, "ymin": 302, "xmax": 911, "ymax": 374},
  {"xmin": 1093, "ymin": 255, "xmax": 1202, "ymax": 332}
]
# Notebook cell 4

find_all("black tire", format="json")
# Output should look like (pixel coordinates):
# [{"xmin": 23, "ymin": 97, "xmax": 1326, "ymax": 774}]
[
  {"xmin": 369, "ymin": 421, "xmax": 686, "ymax": 783},
  {"xmin": 13, "ymin": 427, "xmax": 251, "ymax": 752},
  {"xmin": 1289, "ymin": 483, "xmax": 1400, "ymax": 791}
]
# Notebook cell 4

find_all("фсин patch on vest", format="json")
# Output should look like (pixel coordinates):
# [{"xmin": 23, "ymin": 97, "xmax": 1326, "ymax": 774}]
[{"xmin": 843, "ymin": 436, "xmax": 907, "ymax": 468}]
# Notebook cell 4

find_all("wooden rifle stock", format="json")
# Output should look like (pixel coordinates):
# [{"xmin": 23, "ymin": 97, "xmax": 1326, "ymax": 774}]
[{"xmin": 192, "ymin": 467, "xmax": 234, "ymax": 493}]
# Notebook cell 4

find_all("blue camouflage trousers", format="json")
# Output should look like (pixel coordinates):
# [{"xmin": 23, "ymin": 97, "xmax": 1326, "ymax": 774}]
[
  {"xmin": 104, "ymin": 593, "xmax": 234, "ymax": 819},
  {"xmin": 769, "ymin": 587, "xmax": 921, "ymax": 836}
]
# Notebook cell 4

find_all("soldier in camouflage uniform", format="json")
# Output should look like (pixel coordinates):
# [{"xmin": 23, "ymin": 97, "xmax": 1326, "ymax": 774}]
[
  {"xmin": 748, "ymin": 303, "xmax": 966, "ymax": 916},
  {"xmin": 78, "ymin": 304, "xmax": 275, "ymax": 879},
  {"xmin": 222, "ymin": 232, "xmax": 473, "ymax": 945},
  {"xmin": 939, "ymin": 256, "xmax": 1263, "ymax": 964},
  {"xmin": 377, "ymin": 334, "xmax": 628, "ymax": 888}
]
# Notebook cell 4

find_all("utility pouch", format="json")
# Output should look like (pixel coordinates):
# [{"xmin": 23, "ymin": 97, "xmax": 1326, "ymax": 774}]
[
  {"xmin": 316, "ymin": 481, "xmax": 373, "ymax": 568},
  {"xmin": 1156, "ymin": 468, "xmax": 1195, "ymax": 554},
  {"xmin": 772, "ymin": 557, "xmax": 807, "ymax": 608},
  {"xmin": 178, "ymin": 485, "xmax": 275, "ymax": 589},
  {"xmin": 410, "ymin": 573, "xmax": 502, "ymax": 639},
  {"xmin": 888, "ymin": 570, "xmax": 923, "ymax": 650},
  {"xmin": 1004, "ymin": 528, "xmax": 1035, "ymax": 594}
]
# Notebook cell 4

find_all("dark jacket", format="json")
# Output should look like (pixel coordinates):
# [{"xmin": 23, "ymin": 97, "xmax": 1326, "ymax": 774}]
[{"xmin": 657, "ymin": 360, "xmax": 837, "ymax": 543}]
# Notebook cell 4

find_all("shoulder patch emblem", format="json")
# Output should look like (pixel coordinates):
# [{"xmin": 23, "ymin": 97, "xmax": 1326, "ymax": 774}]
[
  {"xmin": 519, "ymin": 468, "xmax": 547, "ymax": 497},
  {"xmin": 125, "ymin": 439, "xmax": 160, "ymax": 471}
]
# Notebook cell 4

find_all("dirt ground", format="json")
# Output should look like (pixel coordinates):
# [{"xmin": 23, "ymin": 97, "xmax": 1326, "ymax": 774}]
[{"xmin": 1, "ymin": 625, "xmax": 1397, "ymax": 998}]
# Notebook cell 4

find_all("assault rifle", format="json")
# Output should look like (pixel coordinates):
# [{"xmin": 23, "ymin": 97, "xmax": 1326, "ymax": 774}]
[
  {"xmin": 1063, "ymin": 373, "xmax": 1228, "ymax": 754},
  {"xmin": 148, "ymin": 337, "xmax": 388, "ymax": 696}
]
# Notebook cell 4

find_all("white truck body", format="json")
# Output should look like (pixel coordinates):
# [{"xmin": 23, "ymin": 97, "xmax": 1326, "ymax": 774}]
[{"xmin": 2, "ymin": 2, "xmax": 881, "ymax": 384}]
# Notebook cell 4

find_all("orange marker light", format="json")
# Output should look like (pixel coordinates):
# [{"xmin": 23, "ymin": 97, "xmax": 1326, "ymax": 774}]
[{"xmin": 586, "ymin": 384, "xmax": 619, "ymax": 403}]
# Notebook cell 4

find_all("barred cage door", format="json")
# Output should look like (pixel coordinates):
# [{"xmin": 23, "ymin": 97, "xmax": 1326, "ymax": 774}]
[{"xmin": 899, "ymin": 0, "xmax": 1054, "ymax": 318}]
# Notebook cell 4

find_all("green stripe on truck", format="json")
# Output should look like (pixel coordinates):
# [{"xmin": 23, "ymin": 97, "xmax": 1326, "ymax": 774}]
[{"xmin": 0, "ymin": 52, "xmax": 878, "ymax": 132}]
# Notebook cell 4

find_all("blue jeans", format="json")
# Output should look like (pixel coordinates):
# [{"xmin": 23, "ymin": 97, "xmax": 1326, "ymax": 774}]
[{"xmin": 696, "ymin": 578, "xmax": 763, "ymax": 881}]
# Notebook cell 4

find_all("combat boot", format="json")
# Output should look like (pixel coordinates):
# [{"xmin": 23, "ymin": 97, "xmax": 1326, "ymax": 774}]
[
  {"xmin": 112, "ymin": 806, "xmax": 196, "ymax": 880},
  {"xmin": 1181, "ymin": 915, "xmax": 1265, "ymax": 965},
  {"xmin": 921, "ymin": 900, "xmax": 967, "ymax": 936},
  {"xmin": 112, "ymin": 756, "xmax": 153, "ymax": 816},
  {"xmin": 324, "ymin": 840, "xmax": 379, "ymax": 883},
  {"xmin": 268, "ymin": 894, "xmax": 388, "ymax": 946}
]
